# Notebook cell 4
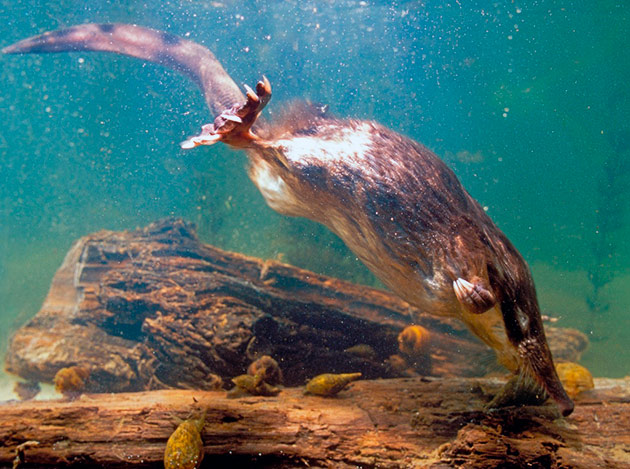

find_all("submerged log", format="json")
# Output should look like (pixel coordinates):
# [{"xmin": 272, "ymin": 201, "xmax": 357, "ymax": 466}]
[
  {"xmin": 5, "ymin": 219, "xmax": 587, "ymax": 393},
  {"xmin": 0, "ymin": 377, "xmax": 628, "ymax": 468}
]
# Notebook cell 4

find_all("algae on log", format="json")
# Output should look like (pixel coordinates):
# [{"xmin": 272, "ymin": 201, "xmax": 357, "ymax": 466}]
[
  {"xmin": 0, "ymin": 377, "xmax": 629, "ymax": 468},
  {"xmin": 5, "ymin": 219, "xmax": 587, "ymax": 392}
]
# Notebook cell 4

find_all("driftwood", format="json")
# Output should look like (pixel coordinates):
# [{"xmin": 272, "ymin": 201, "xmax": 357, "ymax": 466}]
[
  {"xmin": 1, "ymin": 219, "xmax": 614, "ymax": 468},
  {"xmin": 0, "ymin": 377, "xmax": 629, "ymax": 468},
  {"xmin": 5, "ymin": 219, "xmax": 587, "ymax": 393}
]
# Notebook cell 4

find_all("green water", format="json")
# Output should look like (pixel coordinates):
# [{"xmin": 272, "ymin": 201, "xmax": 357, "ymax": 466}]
[{"xmin": 0, "ymin": 1, "xmax": 628, "ymax": 379}]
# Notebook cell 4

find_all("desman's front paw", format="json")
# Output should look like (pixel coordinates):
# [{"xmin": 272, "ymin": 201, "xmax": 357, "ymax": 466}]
[{"xmin": 181, "ymin": 76, "xmax": 271, "ymax": 149}]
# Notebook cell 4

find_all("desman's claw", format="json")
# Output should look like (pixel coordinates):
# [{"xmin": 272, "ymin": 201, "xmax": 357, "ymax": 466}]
[
  {"xmin": 223, "ymin": 114, "xmax": 243, "ymax": 124},
  {"xmin": 259, "ymin": 75, "xmax": 271, "ymax": 94},
  {"xmin": 254, "ymin": 76, "xmax": 271, "ymax": 102},
  {"xmin": 180, "ymin": 133, "xmax": 222, "ymax": 149},
  {"xmin": 244, "ymin": 83, "xmax": 259, "ymax": 102}
]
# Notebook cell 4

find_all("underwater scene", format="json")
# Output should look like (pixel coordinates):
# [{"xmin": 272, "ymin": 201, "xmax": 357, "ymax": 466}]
[{"xmin": 0, "ymin": 0, "xmax": 629, "ymax": 467}]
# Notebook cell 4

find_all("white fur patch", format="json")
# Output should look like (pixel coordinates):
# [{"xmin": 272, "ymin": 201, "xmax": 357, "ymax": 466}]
[
  {"xmin": 251, "ymin": 161, "xmax": 293, "ymax": 213},
  {"xmin": 274, "ymin": 122, "xmax": 373, "ymax": 169}
]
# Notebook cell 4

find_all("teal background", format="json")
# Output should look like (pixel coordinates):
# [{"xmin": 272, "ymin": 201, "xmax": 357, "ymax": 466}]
[{"xmin": 0, "ymin": 1, "xmax": 628, "ymax": 380}]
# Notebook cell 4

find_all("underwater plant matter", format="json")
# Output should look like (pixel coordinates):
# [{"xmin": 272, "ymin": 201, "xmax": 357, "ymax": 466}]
[
  {"xmin": 53, "ymin": 366, "xmax": 90, "ymax": 399},
  {"xmin": 398, "ymin": 325, "xmax": 432, "ymax": 358},
  {"xmin": 247, "ymin": 355, "xmax": 283, "ymax": 386}
]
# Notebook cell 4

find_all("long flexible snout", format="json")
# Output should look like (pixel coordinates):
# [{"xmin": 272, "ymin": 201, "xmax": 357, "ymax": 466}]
[{"xmin": 520, "ymin": 338, "xmax": 574, "ymax": 416}]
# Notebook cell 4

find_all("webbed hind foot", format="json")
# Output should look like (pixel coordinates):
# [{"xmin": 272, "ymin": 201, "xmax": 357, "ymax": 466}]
[{"xmin": 182, "ymin": 76, "xmax": 271, "ymax": 149}]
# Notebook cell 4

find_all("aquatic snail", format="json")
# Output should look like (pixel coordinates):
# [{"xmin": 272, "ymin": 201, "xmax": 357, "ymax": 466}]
[
  {"xmin": 53, "ymin": 366, "xmax": 90, "ymax": 398},
  {"xmin": 344, "ymin": 344, "xmax": 377, "ymax": 360},
  {"xmin": 247, "ymin": 355, "xmax": 283, "ymax": 386},
  {"xmin": 164, "ymin": 411, "xmax": 206, "ymax": 469},
  {"xmin": 229, "ymin": 372, "xmax": 281, "ymax": 397},
  {"xmin": 228, "ymin": 355, "xmax": 283, "ymax": 397},
  {"xmin": 555, "ymin": 362, "xmax": 594, "ymax": 399},
  {"xmin": 304, "ymin": 372, "xmax": 362, "ymax": 397}
]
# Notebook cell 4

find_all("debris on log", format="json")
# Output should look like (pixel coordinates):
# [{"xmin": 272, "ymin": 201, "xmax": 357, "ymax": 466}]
[
  {"xmin": 5, "ymin": 219, "xmax": 587, "ymax": 393},
  {"xmin": 0, "ymin": 377, "xmax": 628, "ymax": 468}
]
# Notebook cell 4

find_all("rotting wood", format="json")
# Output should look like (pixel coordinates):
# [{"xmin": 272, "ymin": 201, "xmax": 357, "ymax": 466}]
[
  {"xmin": 5, "ymin": 218, "xmax": 587, "ymax": 393},
  {"xmin": 0, "ymin": 377, "xmax": 628, "ymax": 468}
]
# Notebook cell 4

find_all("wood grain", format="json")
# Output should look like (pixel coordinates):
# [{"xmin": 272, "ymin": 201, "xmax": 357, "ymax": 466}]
[{"xmin": 1, "ymin": 377, "xmax": 628, "ymax": 468}]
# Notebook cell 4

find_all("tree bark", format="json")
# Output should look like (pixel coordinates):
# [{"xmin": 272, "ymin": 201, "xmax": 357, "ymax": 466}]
[
  {"xmin": 0, "ymin": 377, "xmax": 628, "ymax": 468},
  {"xmin": 4, "ymin": 219, "xmax": 588, "ymax": 393}
]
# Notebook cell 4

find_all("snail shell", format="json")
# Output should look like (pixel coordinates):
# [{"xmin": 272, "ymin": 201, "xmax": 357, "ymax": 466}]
[{"xmin": 304, "ymin": 372, "xmax": 362, "ymax": 397}]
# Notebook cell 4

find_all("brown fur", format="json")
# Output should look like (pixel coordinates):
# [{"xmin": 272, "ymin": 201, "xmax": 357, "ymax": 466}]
[{"xmin": 247, "ymin": 107, "xmax": 573, "ymax": 415}]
